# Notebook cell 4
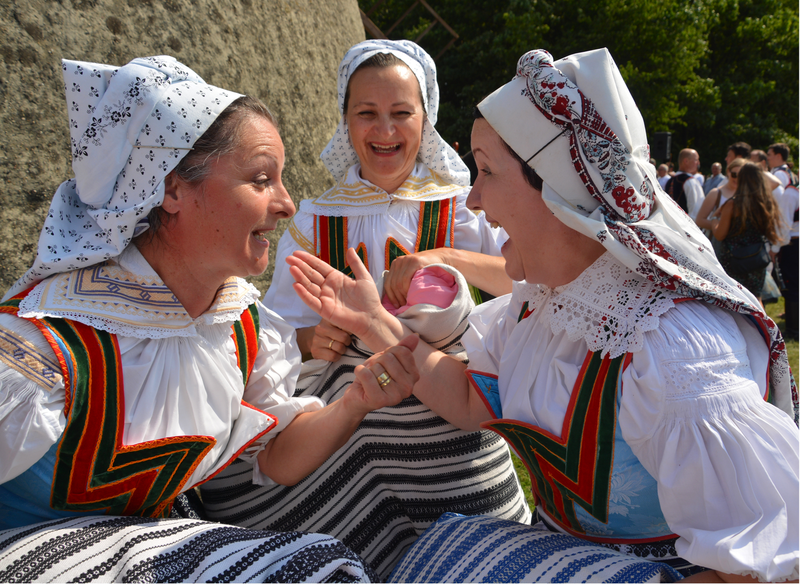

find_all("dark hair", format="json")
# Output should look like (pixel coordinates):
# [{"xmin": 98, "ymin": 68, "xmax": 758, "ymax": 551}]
[
  {"xmin": 729, "ymin": 162, "xmax": 782, "ymax": 245},
  {"xmin": 142, "ymin": 95, "xmax": 278, "ymax": 237},
  {"xmin": 727, "ymin": 141, "xmax": 752, "ymax": 159},
  {"xmin": 473, "ymin": 107, "xmax": 543, "ymax": 191},
  {"xmin": 342, "ymin": 53, "xmax": 426, "ymax": 116},
  {"xmin": 751, "ymin": 149, "xmax": 768, "ymax": 164},
  {"xmin": 768, "ymin": 142, "xmax": 790, "ymax": 162}
]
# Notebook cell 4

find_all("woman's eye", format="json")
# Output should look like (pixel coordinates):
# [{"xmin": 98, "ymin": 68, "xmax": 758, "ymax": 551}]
[
  {"xmin": 254, "ymin": 176, "xmax": 271, "ymax": 186},
  {"xmin": 480, "ymin": 167, "xmax": 491, "ymax": 176},
  {"xmin": 394, "ymin": 111, "xmax": 412, "ymax": 118},
  {"xmin": 357, "ymin": 110, "xmax": 375, "ymax": 118}
]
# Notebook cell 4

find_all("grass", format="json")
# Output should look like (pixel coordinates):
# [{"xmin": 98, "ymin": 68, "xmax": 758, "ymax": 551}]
[{"xmin": 510, "ymin": 296, "xmax": 798, "ymax": 513}]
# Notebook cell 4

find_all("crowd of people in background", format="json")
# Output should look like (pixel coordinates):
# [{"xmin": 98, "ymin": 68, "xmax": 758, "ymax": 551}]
[{"xmin": 655, "ymin": 140, "xmax": 799, "ymax": 340}]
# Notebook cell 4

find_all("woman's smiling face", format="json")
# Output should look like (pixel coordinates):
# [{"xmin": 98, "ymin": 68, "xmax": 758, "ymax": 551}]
[{"xmin": 345, "ymin": 64, "xmax": 425, "ymax": 194}]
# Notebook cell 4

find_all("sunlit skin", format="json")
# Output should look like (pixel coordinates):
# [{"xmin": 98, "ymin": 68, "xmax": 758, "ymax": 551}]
[
  {"xmin": 138, "ymin": 115, "xmax": 294, "ymax": 318},
  {"xmin": 345, "ymin": 65, "xmax": 425, "ymax": 194},
  {"xmin": 466, "ymin": 118, "xmax": 604, "ymax": 287}
]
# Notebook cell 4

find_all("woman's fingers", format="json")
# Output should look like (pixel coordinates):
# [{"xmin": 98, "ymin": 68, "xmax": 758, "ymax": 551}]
[{"xmin": 346, "ymin": 247, "xmax": 371, "ymax": 281}]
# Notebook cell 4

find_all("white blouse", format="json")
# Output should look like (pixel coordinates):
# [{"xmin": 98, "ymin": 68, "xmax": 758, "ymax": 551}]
[
  {"xmin": 462, "ymin": 253, "xmax": 799, "ymax": 582},
  {"xmin": 266, "ymin": 163, "xmax": 505, "ymax": 328},
  {"xmin": 0, "ymin": 246, "xmax": 323, "ymax": 490}
]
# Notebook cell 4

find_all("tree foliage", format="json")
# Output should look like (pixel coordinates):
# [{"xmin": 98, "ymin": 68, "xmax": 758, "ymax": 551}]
[{"xmin": 358, "ymin": 0, "xmax": 798, "ymax": 167}]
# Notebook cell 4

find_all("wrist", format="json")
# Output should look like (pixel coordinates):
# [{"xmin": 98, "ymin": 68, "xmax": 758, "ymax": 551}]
[{"xmin": 359, "ymin": 308, "xmax": 406, "ymax": 351}]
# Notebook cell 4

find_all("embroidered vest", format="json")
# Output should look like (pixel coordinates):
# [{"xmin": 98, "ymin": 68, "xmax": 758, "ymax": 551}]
[
  {"xmin": 0, "ymin": 293, "xmax": 260, "ymax": 519},
  {"xmin": 314, "ymin": 198, "xmax": 456, "ymax": 276},
  {"xmin": 468, "ymin": 349, "xmax": 675, "ymax": 544}
]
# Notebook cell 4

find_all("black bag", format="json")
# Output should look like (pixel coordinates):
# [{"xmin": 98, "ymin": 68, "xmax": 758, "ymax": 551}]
[{"xmin": 728, "ymin": 241, "xmax": 770, "ymax": 273}]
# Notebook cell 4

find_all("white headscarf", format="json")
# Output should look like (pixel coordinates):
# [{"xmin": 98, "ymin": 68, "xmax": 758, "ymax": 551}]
[
  {"xmin": 320, "ymin": 39, "xmax": 469, "ymax": 187},
  {"xmin": 478, "ymin": 48, "xmax": 797, "ymax": 422},
  {"xmin": 6, "ymin": 56, "xmax": 242, "ymax": 298}
]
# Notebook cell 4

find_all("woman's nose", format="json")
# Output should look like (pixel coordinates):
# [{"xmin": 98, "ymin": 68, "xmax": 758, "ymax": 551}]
[
  {"xmin": 272, "ymin": 181, "xmax": 296, "ymax": 219},
  {"xmin": 466, "ymin": 180, "xmax": 482, "ymax": 212}
]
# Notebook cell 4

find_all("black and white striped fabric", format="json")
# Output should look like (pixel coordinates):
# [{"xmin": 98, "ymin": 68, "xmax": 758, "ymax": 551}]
[
  {"xmin": 200, "ymin": 266, "xmax": 531, "ymax": 579},
  {"xmin": 0, "ymin": 515, "xmax": 376, "ymax": 583}
]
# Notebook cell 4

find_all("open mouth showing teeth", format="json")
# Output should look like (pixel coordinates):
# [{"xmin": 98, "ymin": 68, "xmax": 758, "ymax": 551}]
[
  {"xmin": 253, "ymin": 231, "xmax": 269, "ymax": 242},
  {"xmin": 371, "ymin": 144, "xmax": 401, "ymax": 153}
]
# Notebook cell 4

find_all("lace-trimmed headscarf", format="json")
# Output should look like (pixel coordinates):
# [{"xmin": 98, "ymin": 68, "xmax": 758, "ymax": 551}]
[
  {"xmin": 6, "ymin": 56, "xmax": 241, "ymax": 298},
  {"xmin": 320, "ymin": 39, "xmax": 470, "ymax": 187},
  {"xmin": 478, "ymin": 48, "xmax": 797, "ymax": 422}
]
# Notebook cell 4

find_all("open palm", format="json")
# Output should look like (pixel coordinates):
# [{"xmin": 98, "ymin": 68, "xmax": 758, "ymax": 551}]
[{"xmin": 287, "ymin": 248, "xmax": 384, "ymax": 338}]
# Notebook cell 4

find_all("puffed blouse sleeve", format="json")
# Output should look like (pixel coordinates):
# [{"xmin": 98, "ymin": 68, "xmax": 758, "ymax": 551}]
[
  {"xmin": 461, "ymin": 286, "xmax": 521, "ymax": 375},
  {"xmin": 619, "ymin": 301, "xmax": 799, "ymax": 582},
  {"xmin": 0, "ymin": 313, "xmax": 66, "ymax": 485},
  {"xmin": 240, "ymin": 302, "xmax": 324, "ymax": 486},
  {"xmin": 263, "ymin": 210, "xmax": 321, "ymax": 329}
]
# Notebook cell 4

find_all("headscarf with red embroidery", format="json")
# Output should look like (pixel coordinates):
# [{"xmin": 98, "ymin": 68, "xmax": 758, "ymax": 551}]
[{"xmin": 478, "ymin": 48, "xmax": 797, "ymax": 422}]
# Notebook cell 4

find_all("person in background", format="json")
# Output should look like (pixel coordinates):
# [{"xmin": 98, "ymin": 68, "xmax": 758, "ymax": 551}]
[
  {"xmin": 704, "ymin": 161, "xmax": 724, "ymax": 194},
  {"xmin": 201, "ymin": 39, "xmax": 530, "ymax": 580},
  {"xmin": 696, "ymin": 157, "xmax": 745, "ymax": 238},
  {"xmin": 767, "ymin": 142, "xmax": 799, "ymax": 340},
  {"xmin": 287, "ymin": 47, "xmax": 798, "ymax": 583},
  {"xmin": 767, "ymin": 142, "xmax": 795, "ymax": 189},
  {"xmin": 657, "ymin": 163, "xmax": 670, "ymax": 188},
  {"xmin": 664, "ymin": 148, "xmax": 704, "ymax": 218},
  {"xmin": 711, "ymin": 162, "xmax": 783, "ymax": 303},
  {"xmin": 726, "ymin": 141, "xmax": 752, "ymax": 165}
]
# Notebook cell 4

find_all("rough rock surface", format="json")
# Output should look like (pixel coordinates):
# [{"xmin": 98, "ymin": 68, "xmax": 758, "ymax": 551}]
[{"xmin": 0, "ymin": 0, "xmax": 364, "ymax": 294}]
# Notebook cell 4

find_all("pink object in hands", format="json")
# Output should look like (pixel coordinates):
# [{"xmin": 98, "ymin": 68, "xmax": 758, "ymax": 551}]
[{"xmin": 382, "ymin": 266, "xmax": 458, "ymax": 315}]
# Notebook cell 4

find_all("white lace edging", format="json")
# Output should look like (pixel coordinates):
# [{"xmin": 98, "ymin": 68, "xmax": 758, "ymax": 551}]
[{"xmin": 544, "ymin": 253, "xmax": 677, "ymax": 359}]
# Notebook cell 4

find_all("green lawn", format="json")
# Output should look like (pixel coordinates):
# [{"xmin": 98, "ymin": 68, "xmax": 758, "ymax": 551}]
[{"xmin": 510, "ymin": 296, "xmax": 798, "ymax": 513}]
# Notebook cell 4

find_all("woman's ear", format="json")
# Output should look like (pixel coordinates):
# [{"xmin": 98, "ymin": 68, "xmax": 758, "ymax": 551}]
[{"xmin": 161, "ymin": 172, "xmax": 182, "ymax": 215}]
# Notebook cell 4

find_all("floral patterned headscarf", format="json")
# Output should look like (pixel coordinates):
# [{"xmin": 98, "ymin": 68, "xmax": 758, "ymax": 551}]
[
  {"xmin": 5, "ymin": 56, "xmax": 241, "ymax": 299},
  {"xmin": 478, "ymin": 48, "xmax": 797, "ymax": 422},
  {"xmin": 320, "ymin": 39, "xmax": 469, "ymax": 187}
]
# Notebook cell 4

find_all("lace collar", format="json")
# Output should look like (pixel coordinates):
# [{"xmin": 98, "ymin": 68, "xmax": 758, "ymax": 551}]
[
  {"xmin": 299, "ymin": 162, "xmax": 465, "ymax": 217},
  {"xmin": 17, "ymin": 245, "xmax": 260, "ymax": 339},
  {"xmin": 516, "ymin": 253, "xmax": 678, "ymax": 359}
]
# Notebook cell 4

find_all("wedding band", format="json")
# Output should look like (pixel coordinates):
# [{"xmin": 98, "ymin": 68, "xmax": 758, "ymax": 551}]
[
  {"xmin": 376, "ymin": 372, "xmax": 392, "ymax": 387},
  {"xmin": 328, "ymin": 339, "xmax": 335, "ymax": 350}
]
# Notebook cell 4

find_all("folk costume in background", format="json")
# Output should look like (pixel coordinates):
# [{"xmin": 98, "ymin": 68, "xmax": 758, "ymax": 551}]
[
  {"xmin": 0, "ymin": 56, "xmax": 376, "ymax": 582},
  {"xmin": 391, "ymin": 48, "xmax": 798, "ymax": 583},
  {"xmin": 209, "ymin": 40, "xmax": 530, "ymax": 580}
]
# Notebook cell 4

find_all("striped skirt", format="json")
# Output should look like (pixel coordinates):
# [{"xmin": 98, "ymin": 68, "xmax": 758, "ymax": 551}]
[{"xmin": 0, "ymin": 515, "xmax": 376, "ymax": 583}]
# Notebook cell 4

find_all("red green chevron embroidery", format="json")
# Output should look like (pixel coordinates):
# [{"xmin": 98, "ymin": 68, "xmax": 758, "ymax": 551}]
[
  {"xmin": 315, "ymin": 198, "xmax": 455, "ymax": 278},
  {"xmin": 1, "ymin": 293, "xmax": 216, "ymax": 518},
  {"xmin": 481, "ymin": 350, "xmax": 635, "ymax": 540},
  {"xmin": 232, "ymin": 303, "xmax": 260, "ymax": 386},
  {"xmin": 415, "ymin": 198, "xmax": 455, "ymax": 252}
]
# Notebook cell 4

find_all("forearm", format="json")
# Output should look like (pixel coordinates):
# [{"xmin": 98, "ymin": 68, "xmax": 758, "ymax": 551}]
[
  {"xmin": 258, "ymin": 400, "xmax": 363, "ymax": 485},
  {"xmin": 439, "ymin": 248, "xmax": 512, "ymax": 297}
]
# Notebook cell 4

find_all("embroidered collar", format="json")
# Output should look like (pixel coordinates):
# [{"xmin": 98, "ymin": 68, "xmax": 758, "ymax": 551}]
[
  {"xmin": 17, "ymin": 246, "xmax": 260, "ymax": 339},
  {"xmin": 517, "ymin": 253, "xmax": 677, "ymax": 359},
  {"xmin": 299, "ymin": 162, "xmax": 465, "ymax": 217}
]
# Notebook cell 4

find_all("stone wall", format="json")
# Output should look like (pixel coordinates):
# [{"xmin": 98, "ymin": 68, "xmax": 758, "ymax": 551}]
[{"xmin": 0, "ymin": 0, "xmax": 364, "ymax": 293}]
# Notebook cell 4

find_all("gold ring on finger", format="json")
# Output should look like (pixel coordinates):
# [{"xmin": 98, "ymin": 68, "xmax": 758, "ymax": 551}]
[
  {"xmin": 328, "ymin": 339, "xmax": 335, "ymax": 350},
  {"xmin": 376, "ymin": 371, "xmax": 392, "ymax": 387}
]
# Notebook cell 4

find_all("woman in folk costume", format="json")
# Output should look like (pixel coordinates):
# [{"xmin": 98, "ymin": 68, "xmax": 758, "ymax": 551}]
[
  {"xmin": 201, "ymin": 39, "xmax": 530, "ymax": 580},
  {"xmin": 287, "ymin": 48, "xmax": 799, "ymax": 583},
  {"xmin": 0, "ymin": 55, "xmax": 420, "ymax": 583}
]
